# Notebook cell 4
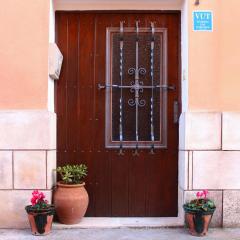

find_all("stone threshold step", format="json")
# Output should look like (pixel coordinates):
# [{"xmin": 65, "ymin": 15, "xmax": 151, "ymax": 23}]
[{"xmin": 53, "ymin": 217, "xmax": 184, "ymax": 229}]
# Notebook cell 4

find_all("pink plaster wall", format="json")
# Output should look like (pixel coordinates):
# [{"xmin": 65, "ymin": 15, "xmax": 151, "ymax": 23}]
[
  {"xmin": 188, "ymin": 0, "xmax": 240, "ymax": 111},
  {"xmin": 53, "ymin": 0, "xmax": 183, "ymax": 11},
  {"xmin": 1, "ymin": 0, "xmax": 240, "ymax": 111},
  {"xmin": 218, "ymin": 1, "xmax": 240, "ymax": 111},
  {"xmin": 0, "ymin": 0, "xmax": 49, "ymax": 109}
]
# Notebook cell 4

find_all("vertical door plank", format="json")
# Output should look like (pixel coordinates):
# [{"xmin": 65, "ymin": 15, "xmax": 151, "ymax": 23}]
[
  {"xmin": 110, "ymin": 151, "xmax": 130, "ymax": 216},
  {"xmin": 66, "ymin": 13, "xmax": 79, "ymax": 165},
  {"xmin": 97, "ymin": 14, "xmax": 132, "ymax": 216},
  {"xmin": 78, "ymin": 13, "xmax": 96, "ymax": 216},
  {"xmin": 55, "ymin": 12, "xmax": 68, "ymax": 169},
  {"xmin": 93, "ymin": 14, "xmax": 112, "ymax": 216}
]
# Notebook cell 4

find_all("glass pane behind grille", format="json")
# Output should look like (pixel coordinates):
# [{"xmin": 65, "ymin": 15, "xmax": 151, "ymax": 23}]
[{"xmin": 106, "ymin": 28, "xmax": 167, "ymax": 148}]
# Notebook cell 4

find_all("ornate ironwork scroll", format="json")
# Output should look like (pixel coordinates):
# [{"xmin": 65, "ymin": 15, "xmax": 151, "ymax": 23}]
[{"xmin": 104, "ymin": 22, "xmax": 174, "ymax": 151}]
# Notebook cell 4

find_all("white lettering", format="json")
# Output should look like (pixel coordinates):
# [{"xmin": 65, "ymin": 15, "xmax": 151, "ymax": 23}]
[
  {"xmin": 195, "ymin": 12, "xmax": 211, "ymax": 20},
  {"xmin": 195, "ymin": 13, "xmax": 200, "ymax": 19}
]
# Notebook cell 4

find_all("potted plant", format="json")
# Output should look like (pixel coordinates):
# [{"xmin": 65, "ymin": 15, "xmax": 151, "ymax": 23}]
[
  {"xmin": 183, "ymin": 190, "xmax": 216, "ymax": 237},
  {"xmin": 54, "ymin": 164, "xmax": 89, "ymax": 224},
  {"xmin": 25, "ymin": 190, "xmax": 55, "ymax": 235}
]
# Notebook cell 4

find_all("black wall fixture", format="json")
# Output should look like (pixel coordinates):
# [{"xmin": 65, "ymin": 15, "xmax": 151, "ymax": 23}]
[{"xmin": 195, "ymin": 0, "xmax": 200, "ymax": 5}]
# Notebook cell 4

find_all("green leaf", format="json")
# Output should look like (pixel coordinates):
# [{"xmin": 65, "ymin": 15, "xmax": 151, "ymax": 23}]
[{"xmin": 56, "ymin": 164, "xmax": 88, "ymax": 184}]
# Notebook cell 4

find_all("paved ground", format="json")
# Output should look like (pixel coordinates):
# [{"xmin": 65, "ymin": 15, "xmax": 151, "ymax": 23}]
[{"xmin": 0, "ymin": 228, "xmax": 240, "ymax": 240}]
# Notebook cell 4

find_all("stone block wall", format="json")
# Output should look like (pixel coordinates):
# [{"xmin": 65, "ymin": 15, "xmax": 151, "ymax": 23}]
[
  {"xmin": 0, "ymin": 110, "xmax": 239, "ymax": 228},
  {"xmin": 179, "ymin": 112, "xmax": 240, "ymax": 227},
  {"xmin": 0, "ymin": 111, "xmax": 56, "ymax": 228}
]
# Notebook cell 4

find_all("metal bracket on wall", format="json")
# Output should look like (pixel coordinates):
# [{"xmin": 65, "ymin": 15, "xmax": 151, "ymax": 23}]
[{"xmin": 195, "ymin": 0, "xmax": 200, "ymax": 5}]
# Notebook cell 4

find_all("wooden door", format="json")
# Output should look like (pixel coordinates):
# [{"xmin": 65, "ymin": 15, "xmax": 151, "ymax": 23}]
[{"xmin": 55, "ymin": 12, "xmax": 180, "ymax": 217}]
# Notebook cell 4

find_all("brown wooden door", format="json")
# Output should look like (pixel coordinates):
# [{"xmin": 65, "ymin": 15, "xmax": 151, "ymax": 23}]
[{"xmin": 55, "ymin": 11, "xmax": 180, "ymax": 217}]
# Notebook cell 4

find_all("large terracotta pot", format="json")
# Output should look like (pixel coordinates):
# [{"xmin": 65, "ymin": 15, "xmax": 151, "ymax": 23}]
[
  {"xmin": 54, "ymin": 182, "xmax": 89, "ymax": 224},
  {"xmin": 25, "ymin": 205, "xmax": 55, "ymax": 235}
]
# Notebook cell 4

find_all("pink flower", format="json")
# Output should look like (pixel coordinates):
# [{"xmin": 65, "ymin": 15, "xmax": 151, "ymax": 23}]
[
  {"xmin": 30, "ymin": 190, "xmax": 47, "ymax": 206},
  {"xmin": 196, "ymin": 190, "xmax": 209, "ymax": 199},
  {"xmin": 196, "ymin": 191, "xmax": 203, "ymax": 198},
  {"xmin": 203, "ymin": 190, "xmax": 209, "ymax": 199},
  {"xmin": 32, "ymin": 190, "xmax": 39, "ymax": 195},
  {"xmin": 31, "ymin": 197, "xmax": 37, "ymax": 206}
]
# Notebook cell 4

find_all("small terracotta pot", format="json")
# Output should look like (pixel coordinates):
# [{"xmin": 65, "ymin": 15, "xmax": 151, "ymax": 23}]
[
  {"xmin": 183, "ymin": 207, "xmax": 215, "ymax": 237},
  {"xmin": 25, "ymin": 205, "xmax": 55, "ymax": 235},
  {"xmin": 54, "ymin": 182, "xmax": 89, "ymax": 224}
]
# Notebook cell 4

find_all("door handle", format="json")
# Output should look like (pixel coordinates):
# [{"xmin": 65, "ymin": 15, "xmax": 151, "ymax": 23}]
[{"xmin": 173, "ymin": 101, "xmax": 179, "ymax": 124}]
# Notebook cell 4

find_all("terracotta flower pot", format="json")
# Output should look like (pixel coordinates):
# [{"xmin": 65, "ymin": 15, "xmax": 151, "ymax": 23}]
[
  {"xmin": 54, "ymin": 182, "xmax": 89, "ymax": 224},
  {"xmin": 183, "ymin": 206, "xmax": 215, "ymax": 237},
  {"xmin": 25, "ymin": 205, "xmax": 55, "ymax": 235}
]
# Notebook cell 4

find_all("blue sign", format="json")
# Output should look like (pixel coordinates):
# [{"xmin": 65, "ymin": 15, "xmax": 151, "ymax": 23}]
[{"xmin": 193, "ymin": 11, "xmax": 213, "ymax": 31}]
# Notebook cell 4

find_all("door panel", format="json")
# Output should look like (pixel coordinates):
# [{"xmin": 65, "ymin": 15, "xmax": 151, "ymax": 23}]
[{"xmin": 56, "ymin": 12, "xmax": 180, "ymax": 217}]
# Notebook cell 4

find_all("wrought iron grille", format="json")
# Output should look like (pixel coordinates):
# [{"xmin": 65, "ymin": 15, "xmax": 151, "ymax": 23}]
[{"xmin": 102, "ymin": 22, "xmax": 173, "ymax": 154}]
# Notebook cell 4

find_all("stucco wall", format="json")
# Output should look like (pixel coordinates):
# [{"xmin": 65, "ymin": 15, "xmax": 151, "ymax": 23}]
[
  {"xmin": 54, "ymin": 0, "xmax": 183, "ymax": 10},
  {"xmin": 0, "ymin": 0, "xmax": 49, "ymax": 109},
  {"xmin": 189, "ymin": 0, "xmax": 240, "ymax": 111},
  {"xmin": 0, "ymin": 1, "xmax": 55, "ymax": 228},
  {"xmin": 1, "ymin": 0, "xmax": 239, "ymax": 111}
]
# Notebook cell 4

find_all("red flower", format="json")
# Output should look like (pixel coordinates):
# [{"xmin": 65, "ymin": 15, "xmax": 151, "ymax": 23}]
[
  {"xmin": 196, "ymin": 190, "xmax": 209, "ymax": 199},
  {"xmin": 30, "ymin": 190, "xmax": 47, "ymax": 206},
  {"xmin": 203, "ymin": 190, "xmax": 209, "ymax": 199}
]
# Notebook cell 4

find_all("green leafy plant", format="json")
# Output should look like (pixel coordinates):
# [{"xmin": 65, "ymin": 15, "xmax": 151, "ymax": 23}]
[
  {"xmin": 183, "ymin": 190, "xmax": 216, "ymax": 213},
  {"xmin": 184, "ymin": 198, "xmax": 215, "ymax": 212},
  {"xmin": 56, "ymin": 164, "xmax": 87, "ymax": 184}
]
